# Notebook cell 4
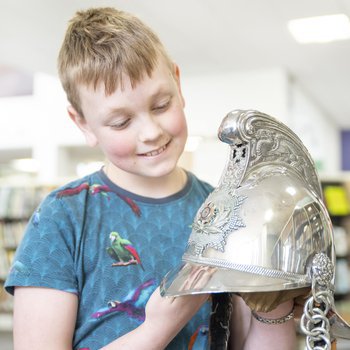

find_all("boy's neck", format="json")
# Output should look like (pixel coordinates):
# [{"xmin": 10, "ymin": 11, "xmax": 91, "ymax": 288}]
[{"xmin": 103, "ymin": 164, "xmax": 187, "ymax": 198}]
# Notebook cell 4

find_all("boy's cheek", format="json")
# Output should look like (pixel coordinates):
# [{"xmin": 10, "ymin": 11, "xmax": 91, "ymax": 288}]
[
  {"xmin": 166, "ymin": 112, "xmax": 187, "ymax": 137},
  {"xmin": 105, "ymin": 143, "xmax": 134, "ymax": 158}
]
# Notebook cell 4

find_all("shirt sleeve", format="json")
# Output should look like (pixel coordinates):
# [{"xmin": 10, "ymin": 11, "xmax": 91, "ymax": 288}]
[{"xmin": 5, "ymin": 193, "xmax": 78, "ymax": 296}]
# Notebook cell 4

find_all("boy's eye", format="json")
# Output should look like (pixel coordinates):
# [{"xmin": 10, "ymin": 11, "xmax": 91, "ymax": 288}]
[
  {"xmin": 153, "ymin": 99, "xmax": 171, "ymax": 112},
  {"xmin": 109, "ymin": 118, "xmax": 130, "ymax": 130}
]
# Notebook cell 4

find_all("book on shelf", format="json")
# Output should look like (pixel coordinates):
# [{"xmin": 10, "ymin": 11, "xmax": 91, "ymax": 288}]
[
  {"xmin": 323, "ymin": 184, "xmax": 350, "ymax": 217},
  {"xmin": 0, "ymin": 184, "xmax": 53, "ymax": 288},
  {"xmin": 0, "ymin": 185, "xmax": 52, "ymax": 220}
]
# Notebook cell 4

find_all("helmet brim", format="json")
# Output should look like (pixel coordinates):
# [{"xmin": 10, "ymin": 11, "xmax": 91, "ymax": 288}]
[{"xmin": 160, "ymin": 261, "xmax": 310, "ymax": 297}]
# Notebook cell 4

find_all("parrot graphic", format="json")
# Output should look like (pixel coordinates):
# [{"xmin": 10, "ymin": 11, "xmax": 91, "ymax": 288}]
[
  {"xmin": 56, "ymin": 182, "xmax": 89, "ymax": 198},
  {"xmin": 115, "ymin": 192, "xmax": 141, "ymax": 217},
  {"xmin": 89, "ymin": 184, "xmax": 111, "ymax": 197},
  {"xmin": 32, "ymin": 207, "xmax": 41, "ymax": 227},
  {"xmin": 188, "ymin": 325, "xmax": 209, "ymax": 350},
  {"xmin": 90, "ymin": 183, "xmax": 141, "ymax": 217},
  {"xmin": 91, "ymin": 278, "xmax": 156, "ymax": 321},
  {"xmin": 57, "ymin": 182, "xmax": 141, "ymax": 216},
  {"xmin": 107, "ymin": 232, "xmax": 144, "ymax": 270}
]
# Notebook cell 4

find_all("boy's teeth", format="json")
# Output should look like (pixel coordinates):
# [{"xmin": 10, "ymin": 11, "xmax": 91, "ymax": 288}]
[{"xmin": 146, "ymin": 145, "xmax": 166, "ymax": 156}]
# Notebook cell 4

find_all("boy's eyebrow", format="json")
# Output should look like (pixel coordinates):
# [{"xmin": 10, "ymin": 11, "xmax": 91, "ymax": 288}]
[
  {"xmin": 104, "ymin": 107, "xmax": 130, "ymax": 120},
  {"xmin": 147, "ymin": 88, "xmax": 174, "ymax": 104},
  {"xmin": 102, "ymin": 84, "xmax": 174, "ymax": 120}
]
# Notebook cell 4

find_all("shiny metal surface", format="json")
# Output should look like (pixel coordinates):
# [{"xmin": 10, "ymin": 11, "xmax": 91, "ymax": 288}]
[
  {"xmin": 161, "ymin": 109, "xmax": 350, "ymax": 345},
  {"xmin": 161, "ymin": 110, "xmax": 335, "ymax": 296}
]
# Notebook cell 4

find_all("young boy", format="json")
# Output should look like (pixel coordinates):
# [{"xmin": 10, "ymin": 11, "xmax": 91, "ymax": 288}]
[{"xmin": 5, "ymin": 7, "xmax": 296, "ymax": 349}]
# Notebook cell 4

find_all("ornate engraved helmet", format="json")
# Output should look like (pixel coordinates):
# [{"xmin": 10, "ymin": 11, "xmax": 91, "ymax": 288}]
[{"xmin": 160, "ymin": 110, "xmax": 350, "ymax": 346}]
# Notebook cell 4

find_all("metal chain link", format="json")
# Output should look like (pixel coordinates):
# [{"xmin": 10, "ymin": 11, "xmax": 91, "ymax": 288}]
[
  {"xmin": 300, "ymin": 290, "xmax": 333, "ymax": 349},
  {"xmin": 300, "ymin": 253, "xmax": 335, "ymax": 350}
]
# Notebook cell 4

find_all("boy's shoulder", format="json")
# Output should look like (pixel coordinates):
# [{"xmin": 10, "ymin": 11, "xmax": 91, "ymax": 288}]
[{"xmin": 43, "ymin": 169, "xmax": 104, "ymax": 204}]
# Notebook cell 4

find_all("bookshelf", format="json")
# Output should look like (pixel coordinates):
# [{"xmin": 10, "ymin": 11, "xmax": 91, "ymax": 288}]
[
  {"xmin": 0, "ymin": 142, "xmax": 105, "ymax": 329},
  {"xmin": 321, "ymin": 179, "xmax": 350, "ymax": 301},
  {"xmin": 0, "ymin": 185, "xmax": 52, "ymax": 320}
]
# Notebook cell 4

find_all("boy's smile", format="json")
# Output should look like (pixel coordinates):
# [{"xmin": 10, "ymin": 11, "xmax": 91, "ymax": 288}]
[
  {"xmin": 69, "ymin": 58, "xmax": 188, "ymax": 196},
  {"xmin": 139, "ymin": 140, "xmax": 171, "ymax": 157}
]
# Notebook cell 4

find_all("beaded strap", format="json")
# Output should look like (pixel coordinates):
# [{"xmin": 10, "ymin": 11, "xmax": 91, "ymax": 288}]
[{"xmin": 251, "ymin": 306, "xmax": 294, "ymax": 325}]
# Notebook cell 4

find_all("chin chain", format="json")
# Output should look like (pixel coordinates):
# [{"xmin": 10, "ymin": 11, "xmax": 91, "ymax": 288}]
[{"xmin": 300, "ymin": 253, "xmax": 334, "ymax": 350}]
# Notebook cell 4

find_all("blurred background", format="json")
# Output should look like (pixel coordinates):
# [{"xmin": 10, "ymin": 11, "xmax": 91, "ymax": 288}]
[{"xmin": 1, "ymin": 1, "xmax": 350, "ymax": 348}]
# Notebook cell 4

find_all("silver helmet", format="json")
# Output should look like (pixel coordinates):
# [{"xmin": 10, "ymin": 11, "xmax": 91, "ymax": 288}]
[{"xmin": 160, "ymin": 110, "xmax": 350, "ymax": 346}]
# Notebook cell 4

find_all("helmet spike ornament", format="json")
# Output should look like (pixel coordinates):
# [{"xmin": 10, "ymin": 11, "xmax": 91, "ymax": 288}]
[{"xmin": 160, "ymin": 110, "xmax": 350, "ymax": 349}]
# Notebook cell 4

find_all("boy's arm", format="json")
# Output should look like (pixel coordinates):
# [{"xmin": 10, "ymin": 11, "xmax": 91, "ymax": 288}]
[
  {"xmin": 229, "ymin": 295, "xmax": 296, "ymax": 350},
  {"xmin": 13, "ymin": 287, "xmax": 78, "ymax": 350},
  {"xmin": 102, "ymin": 287, "xmax": 209, "ymax": 350},
  {"xmin": 14, "ymin": 286, "xmax": 208, "ymax": 350}
]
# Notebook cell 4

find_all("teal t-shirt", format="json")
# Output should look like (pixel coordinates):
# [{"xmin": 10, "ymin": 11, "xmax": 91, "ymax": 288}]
[{"xmin": 5, "ymin": 169, "xmax": 213, "ymax": 350}]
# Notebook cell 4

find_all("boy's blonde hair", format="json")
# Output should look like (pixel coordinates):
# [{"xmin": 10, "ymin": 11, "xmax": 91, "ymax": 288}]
[{"xmin": 58, "ymin": 7, "xmax": 174, "ymax": 116}]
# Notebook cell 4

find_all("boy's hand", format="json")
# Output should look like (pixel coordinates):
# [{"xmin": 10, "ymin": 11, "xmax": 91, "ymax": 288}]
[
  {"xmin": 143, "ymin": 287, "xmax": 209, "ymax": 348},
  {"xmin": 239, "ymin": 287, "xmax": 310, "ymax": 313}
]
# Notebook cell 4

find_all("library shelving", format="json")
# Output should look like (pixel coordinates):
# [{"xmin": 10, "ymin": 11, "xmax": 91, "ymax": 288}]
[
  {"xmin": 0, "ymin": 185, "xmax": 53, "ymax": 319},
  {"xmin": 321, "ymin": 179, "xmax": 350, "ymax": 302}
]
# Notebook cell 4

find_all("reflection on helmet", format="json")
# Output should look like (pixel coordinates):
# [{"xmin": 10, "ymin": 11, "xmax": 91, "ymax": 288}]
[
  {"xmin": 160, "ymin": 109, "xmax": 350, "ymax": 346},
  {"xmin": 161, "ymin": 109, "xmax": 334, "ymax": 295}
]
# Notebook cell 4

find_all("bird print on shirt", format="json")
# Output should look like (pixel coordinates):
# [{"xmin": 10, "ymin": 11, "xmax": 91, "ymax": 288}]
[
  {"xmin": 106, "ymin": 231, "xmax": 144, "ymax": 270},
  {"xmin": 91, "ymin": 279, "xmax": 156, "ymax": 321},
  {"xmin": 56, "ymin": 182, "xmax": 141, "ymax": 217},
  {"xmin": 188, "ymin": 325, "xmax": 209, "ymax": 350}
]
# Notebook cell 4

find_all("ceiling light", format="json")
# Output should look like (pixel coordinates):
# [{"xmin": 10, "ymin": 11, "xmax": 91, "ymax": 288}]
[{"xmin": 288, "ymin": 14, "xmax": 350, "ymax": 43}]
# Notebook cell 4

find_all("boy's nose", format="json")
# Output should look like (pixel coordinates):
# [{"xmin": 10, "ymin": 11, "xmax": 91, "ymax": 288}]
[{"xmin": 138, "ymin": 115, "xmax": 163, "ymax": 142}]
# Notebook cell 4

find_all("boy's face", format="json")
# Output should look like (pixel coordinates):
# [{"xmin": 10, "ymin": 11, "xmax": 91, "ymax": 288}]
[{"xmin": 69, "ymin": 59, "xmax": 187, "ymax": 185}]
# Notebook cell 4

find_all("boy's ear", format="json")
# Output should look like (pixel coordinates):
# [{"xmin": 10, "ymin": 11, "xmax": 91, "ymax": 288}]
[
  {"xmin": 173, "ymin": 63, "xmax": 185, "ymax": 108},
  {"xmin": 67, "ymin": 105, "xmax": 98, "ymax": 147}
]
